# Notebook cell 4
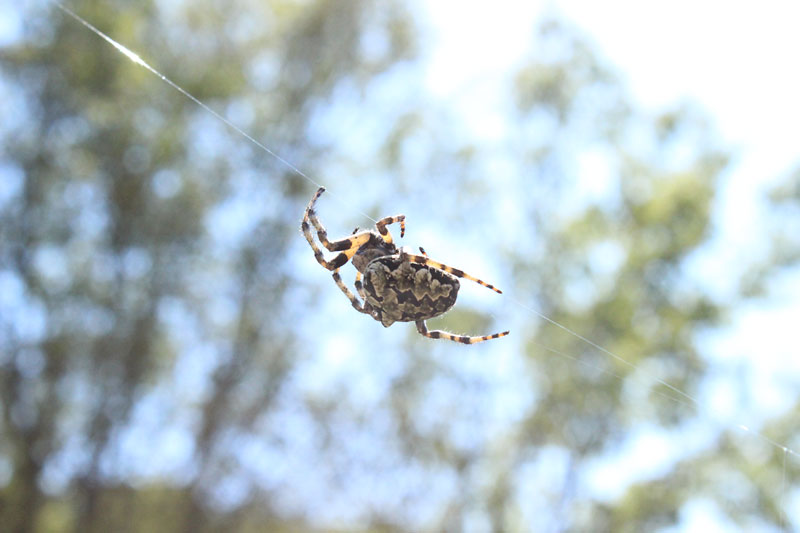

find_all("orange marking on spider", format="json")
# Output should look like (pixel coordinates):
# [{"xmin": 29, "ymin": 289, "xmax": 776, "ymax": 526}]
[{"xmin": 301, "ymin": 187, "xmax": 508, "ymax": 344}]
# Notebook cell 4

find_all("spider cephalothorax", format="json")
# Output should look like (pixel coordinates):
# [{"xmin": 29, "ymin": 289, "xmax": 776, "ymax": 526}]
[{"xmin": 301, "ymin": 187, "xmax": 509, "ymax": 344}]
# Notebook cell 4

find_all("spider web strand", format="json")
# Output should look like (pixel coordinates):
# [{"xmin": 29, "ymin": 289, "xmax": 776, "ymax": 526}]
[
  {"xmin": 56, "ymin": 0, "xmax": 800, "ymax": 471},
  {"xmin": 511, "ymin": 293, "xmax": 800, "ymax": 460},
  {"xmin": 508, "ymin": 295, "xmax": 700, "ymax": 406},
  {"xmin": 54, "ymin": 2, "xmax": 379, "ymax": 225}
]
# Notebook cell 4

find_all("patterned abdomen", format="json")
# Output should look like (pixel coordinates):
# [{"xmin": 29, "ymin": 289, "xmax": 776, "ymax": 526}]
[{"xmin": 363, "ymin": 255, "xmax": 460, "ymax": 327}]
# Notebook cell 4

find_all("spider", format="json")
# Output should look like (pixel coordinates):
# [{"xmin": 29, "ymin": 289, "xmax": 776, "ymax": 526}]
[{"xmin": 301, "ymin": 187, "xmax": 509, "ymax": 344}]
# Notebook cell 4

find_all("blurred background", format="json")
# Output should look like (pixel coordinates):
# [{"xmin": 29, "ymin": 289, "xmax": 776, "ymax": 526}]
[{"xmin": 2, "ymin": 0, "xmax": 800, "ymax": 531}]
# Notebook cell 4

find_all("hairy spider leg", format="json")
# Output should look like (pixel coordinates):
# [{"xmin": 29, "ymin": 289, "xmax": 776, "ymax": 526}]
[
  {"xmin": 331, "ymin": 268, "xmax": 369, "ymax": 314},
  {"xmin": 403, "ymin": 253, "xmax": 503, "ymax": 294},
  {"xmin": 354, "ymin": 271, "xmax": 367, "ymax": 300},
  {"xmin": 302, "ymin": 187, "xmax": 373, "ymax": 270},
  {"xmin": 302, "ymin": 187, "xmax": 374, "ymax": 311},
  {"xmin": 375, "ymin": 214, "xmax": 406, "ymax": 244},
  {"xmin": 416, "ymin": 320, "xmax": 509, "ymax": 344}
]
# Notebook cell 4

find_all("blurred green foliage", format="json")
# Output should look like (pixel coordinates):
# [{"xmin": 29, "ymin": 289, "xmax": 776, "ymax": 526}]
[{"xmin": 1, "ymin": 1, "xmax": 799, "ymax": 532}]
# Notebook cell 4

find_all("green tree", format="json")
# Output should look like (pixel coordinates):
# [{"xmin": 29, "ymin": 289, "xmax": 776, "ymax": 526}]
[
  {"xmin": 0, "ymin": 1, "xmax": 415, "ymax": 531},
  {"xmin": 1, "ymin": 3, "xmax": 796, "ymax": 532}
]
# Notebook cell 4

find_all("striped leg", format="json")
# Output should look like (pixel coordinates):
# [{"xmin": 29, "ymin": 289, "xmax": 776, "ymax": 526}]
[
  {"xmin": 375, "ymin": 215, "xmax": 406, "ymax": 244},
  {"xmin": 332, "ymin": 269, "xmax": 369, "ymax": 314},
  {"xmin": 302, "ymin": 187, "xmax": 372, "ymax": 270},
  {"xmin": 416, "ymin": 320, "xmax": 509, "ymax": 345},
  {"xmin": 403, "ymin": 253, "xmax": 503, "ymax": 294},
  {"xmin": 355, "ymin": 271, "xmax": 367, "ymax": 301}
]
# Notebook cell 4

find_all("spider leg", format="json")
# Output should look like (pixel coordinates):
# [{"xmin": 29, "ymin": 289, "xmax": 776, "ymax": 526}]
[
  {"xmin": 355, "ymin": 271, "xmax": 367, "ymax": 301},
  {"xmin": 302, "ymin": 187, "xmax": 373, "ymax": 270},
  {"xmin": 375, "ymin": 215, "xmax": 406, "ymax": 244},
  {"xmin": 332, "ymin": 268, "xmax": 369, "ymax": 314},
  {"xmin": 403, "ymin": 253, "xmax": 503, "ymax": 294},
  {"xmin": 418, "ymin": 247, "xmax": 428, "ymax": 256},
  {"xmin": 416, "ymin": 320, "xmax": 509, "ymax": 344}
]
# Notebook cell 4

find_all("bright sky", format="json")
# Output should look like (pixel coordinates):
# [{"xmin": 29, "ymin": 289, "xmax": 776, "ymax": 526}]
[
  {"xmin": 421, "ymin": 0, "xmax": 800, "ymax": 529},
  {"xmin": 5, "ymin": 1, "xmax": 798, "ymax": 528},
  {"xmin": 420, "ymin": 0, "xmax": 800, "ymax": 297},
  {"xmin": 419, "ymin": 0, "xmax": 800, "ymax": 361},
  {"xmin": 423, "ymin": 0, "xmax": 800, "ymax": 170}
]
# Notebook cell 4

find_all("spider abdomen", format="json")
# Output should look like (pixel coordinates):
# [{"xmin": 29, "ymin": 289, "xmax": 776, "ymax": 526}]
[
  {"xmin": 303, "ymin": 187, "xmax": 507, "ymax": 343},
  {"xmin": 363, "ymin": 255, "xmax": 460, "ymax": 327}
]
